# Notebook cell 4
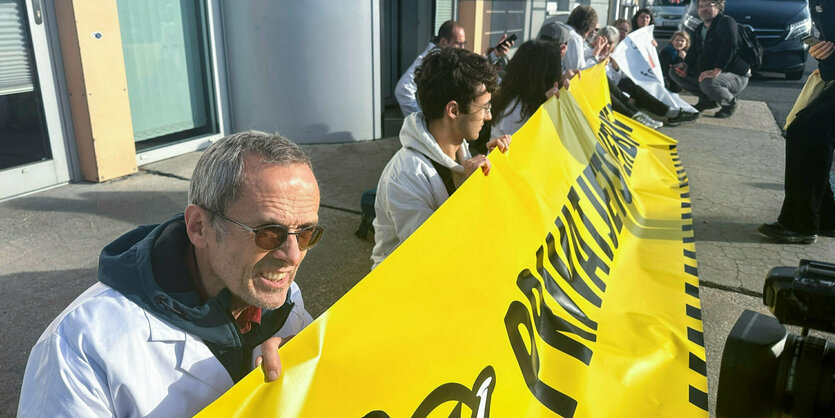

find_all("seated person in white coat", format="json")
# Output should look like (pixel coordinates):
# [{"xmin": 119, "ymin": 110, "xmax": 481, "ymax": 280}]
[
  {"xmin": 18, "ymin": 131, "xmax": 321, "ymax": 417},
  {"xmin": 394, "ymin": 20, "xmax": 514, "ymax": 116},
  {"xmin": 373, "ymin": 48, "xmax": 511, "ymax": 268},
  {"xmin": 491, "ymin": 40, "xmax": 563, "ymax": 138}
]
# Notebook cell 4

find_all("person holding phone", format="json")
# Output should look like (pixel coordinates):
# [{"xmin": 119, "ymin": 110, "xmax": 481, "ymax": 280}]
[
  {"xmin": 394, "ymin": 21, "xmax": 515, "ymax": 117},
  {"xmin": 759, "ymin": 0, "xmax": 835, "ymax": 243}
]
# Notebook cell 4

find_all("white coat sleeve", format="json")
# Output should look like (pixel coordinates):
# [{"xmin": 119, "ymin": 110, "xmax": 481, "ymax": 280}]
[
  {"xmin": 381, "ymin": 169, "xmax": 440, "ymax": 245},
  {"xmin": 18, "ymin": 331, "xmax": 113, "ymax": 417},
  {"xmin": 563, "ymin": 39, "xmax": 585, "ymax": 71},
  {"xmin": 394, "ymin": 69, "xmax": 421, "ymax": 117}
]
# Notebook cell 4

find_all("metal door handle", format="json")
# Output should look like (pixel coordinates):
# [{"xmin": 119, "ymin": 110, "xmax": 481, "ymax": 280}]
[{"xmin": 32, "ymin": 0, "xmax": 43, "ymax": 24}]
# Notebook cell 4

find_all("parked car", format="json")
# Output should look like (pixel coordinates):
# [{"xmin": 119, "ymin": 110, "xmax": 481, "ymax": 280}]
[
  {"xmin": 679, "ymin": 0, "xmax": 811, "ymax": 79},
  {"xmin": 651, "ymin": 0, "xmax": 691, "ymax": 39}
]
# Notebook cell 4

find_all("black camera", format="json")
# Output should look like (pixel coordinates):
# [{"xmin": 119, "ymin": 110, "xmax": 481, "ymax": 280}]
[{"xmin": 716, "ymin": 260, "xmax": 835, "ymax": 417}]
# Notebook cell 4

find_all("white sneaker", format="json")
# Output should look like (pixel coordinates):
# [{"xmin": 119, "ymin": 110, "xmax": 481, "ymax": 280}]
[{"xmin": 633, "ymin": 111, "xmax": 663, "ymax": 129}]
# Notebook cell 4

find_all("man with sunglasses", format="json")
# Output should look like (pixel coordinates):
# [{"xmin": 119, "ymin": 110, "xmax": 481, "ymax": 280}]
[
  {"xmin": 669, "ymin": 0, "xmax": 750, "ymax": 118},
  {"xmin": 19, "ymin": 131, "xmax": 321, "ymax": 416},
  {"xmin": 373, "ymin": 48, "xmax": 511, "ymax": 269},
  {"xmin": 395, "ymin": 20, "xmax": 514, "ymax": 117}
]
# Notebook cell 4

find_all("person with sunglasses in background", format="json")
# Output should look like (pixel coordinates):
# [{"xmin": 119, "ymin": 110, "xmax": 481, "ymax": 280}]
[
  {"xmin": 372, "ymin": 48, "xmax": 511, "ymax": 269},
  {"xmin": 395, "ymin": 20, "xmax": 515, "ymax": 117},
  {"xmin": 19, "ymin": 131, "xmax": 320, "ymax": 417}
]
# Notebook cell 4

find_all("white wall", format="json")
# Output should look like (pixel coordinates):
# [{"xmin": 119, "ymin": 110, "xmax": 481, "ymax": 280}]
[{"xmin": 222, "ymin": 0, "xmax": 381, "ymax": 143}]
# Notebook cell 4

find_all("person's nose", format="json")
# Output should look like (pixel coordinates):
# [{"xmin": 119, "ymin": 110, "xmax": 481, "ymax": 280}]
[{"xmin": 270, "ymin": 234, "xmax": 303, "ymax": 266}]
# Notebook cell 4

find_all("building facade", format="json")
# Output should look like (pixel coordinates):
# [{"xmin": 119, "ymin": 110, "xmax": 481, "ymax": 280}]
[{"xmin": 1, "ymin": 0, "xmax": 616, "ymax": 201}]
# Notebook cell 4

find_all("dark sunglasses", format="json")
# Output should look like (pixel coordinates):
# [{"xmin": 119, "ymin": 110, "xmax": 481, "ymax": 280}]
[{"xmin": 212, "ymin": 211, "xmax": 324, "ymax": 251}]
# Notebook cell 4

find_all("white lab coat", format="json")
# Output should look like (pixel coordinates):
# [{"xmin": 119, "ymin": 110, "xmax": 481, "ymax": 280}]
[
  {"xmin": 394, "ymin": 42, "xmax": 436, "ymax": 116},
  {"xmin": 18, "ymin": 281, "xmax": 312, "ymax": 417},
  {"xmin": 371, "ymin": 112, "xmax": 471, "ymax": 268}
]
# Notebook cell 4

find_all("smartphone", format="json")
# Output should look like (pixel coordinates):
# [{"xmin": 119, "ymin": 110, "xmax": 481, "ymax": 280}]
[
  {"xmin": 497, "ymin": 33, "xmax": 518, "ymax": 49},
  {"xmin": 803, "ymin": 36, "xmax": 822, "ymax": 47}
]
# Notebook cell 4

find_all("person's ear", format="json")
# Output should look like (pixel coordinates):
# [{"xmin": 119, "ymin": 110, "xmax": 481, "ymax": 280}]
[
  {"xmin": 184, "ymin": 204, "xmax": 210, "ymax": 248},
  {"xmin": 445, "ymin": 100, "xmax": 460, "ymax": 119}
]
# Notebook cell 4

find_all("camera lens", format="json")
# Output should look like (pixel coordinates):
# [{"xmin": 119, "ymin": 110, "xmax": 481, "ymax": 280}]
[{"xmin": 717, "ymin": 310, "xmax": 835, "ymax": 417}]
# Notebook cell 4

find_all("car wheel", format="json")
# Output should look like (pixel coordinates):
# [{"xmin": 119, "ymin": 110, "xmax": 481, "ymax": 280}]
[{"xmin": 786, "ymin": 70, "xmax": 803, "ymax": 80}]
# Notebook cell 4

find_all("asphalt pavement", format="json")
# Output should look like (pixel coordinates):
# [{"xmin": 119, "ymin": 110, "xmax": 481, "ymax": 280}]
[{"xmin": 2, "ymin": 85, "xmax": 832, "ymax": 416}]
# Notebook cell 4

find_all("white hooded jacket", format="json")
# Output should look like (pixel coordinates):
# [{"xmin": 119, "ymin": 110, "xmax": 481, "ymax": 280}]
[{"xmin": 371, "ymin": 112, "xmax": 471, "ymax": 268}]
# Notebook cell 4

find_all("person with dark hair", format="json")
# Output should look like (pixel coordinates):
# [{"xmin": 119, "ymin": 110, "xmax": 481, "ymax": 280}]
[
  {"xmin": 564, "ymin": 5, "xmax": 599, "ymax": 71},
  {"xmin": 372, "ymin": 48, "xmax": 511, "ymax": 268},
  {"xmin": 631, "ymin": 7, "xmax": 658, "ymax": 47},
  {"xmin": 759, "ymin": 0, "xmax": 835, "ymax": 244},
  {"xmin": 669, "ymin": 0, "xmax": 750, "ymax": 118},
  {"xmin": 631, "ymin": 8, "xmax": 655, "ymax": 32},
  {"xmin": 491, "ymin": 40, "xmax": 563, "ymax": 137},
  {"xmin": 394, "ymin": 20, "xmax": 514, "ymax": 116},
  {"xmin": 18, "ymin": 131, "xmax": 320, "ymax": 416}
]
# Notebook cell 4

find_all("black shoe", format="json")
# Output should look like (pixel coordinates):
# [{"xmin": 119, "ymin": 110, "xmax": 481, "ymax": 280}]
[
  {"xmin": 714, "ymin": 100, "xmax": 737, "ymax": 118},
  {"xmin": 694, "ymin": 99, "xmax": 718, "ymax": 112},
  {"xmin": 758, "ymin": 222, "xmax": 817, "ymax": 244},
  {"xmin": 668, "ymin": 110, "xmax": 699, "ymax": 124}
]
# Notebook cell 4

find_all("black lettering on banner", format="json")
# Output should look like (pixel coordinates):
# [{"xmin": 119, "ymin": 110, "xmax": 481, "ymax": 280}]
[
  {"xmin": 596, "ymin": 106, "xmax": 638, "ymax": 177},
  {"xmin": 588, "ymin": 149, "xmax": 633, "ymax": 221},
  {"xmin": 576, "ymin": 168, "xmax": 620, "ymax": 251},
  {"xmin": 505, "ymin": 300, "xmax": 579, "ymax": 417},
  {"xmin": 411, "ymin": 366, "xmax": 497, "ymax": 418},
  {"xmin": 555, "ymin": 209, "xmax": 609, "ymax": 293},
  {"xmin": 566, "ymin": 187, "xmax": 613, "ymax": 260},
  {"xmin": 517, "ymin": 268, "xmax": 596, "ymax": 365},
  {"xmin": 365, "ymin": 366, "xmax": 497, "ymax": 418},
  {"xmin": 543, "ymin": 235, "xmax": 602, "ymax": 310}
]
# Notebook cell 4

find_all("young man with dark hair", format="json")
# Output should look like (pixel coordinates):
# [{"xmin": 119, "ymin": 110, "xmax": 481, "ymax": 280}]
[
  {"xmin": 395, "ymin": 21, "xmax": 514, "ymax": 116},
  {"xmin": 669, "ymin": 0, "xmax": 750, "ymax": 118},
  {"xmin": 372, "ymin": 48, "xmax": 511, "ymax": 268}
]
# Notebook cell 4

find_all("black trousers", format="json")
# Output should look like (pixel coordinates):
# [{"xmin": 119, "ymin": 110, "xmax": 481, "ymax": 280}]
[
  {"xmin": 778, "ymin": 82, "xmax": 835, "ymax": 234},
  {"xmin": 617, "ymin": 78, "xmax": 671, "ymax": 116}
]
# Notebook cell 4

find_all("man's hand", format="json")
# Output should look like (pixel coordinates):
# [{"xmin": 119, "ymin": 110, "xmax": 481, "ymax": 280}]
[
  {"xmin": 560, "ymin": 69, "xmax": 581, "ymax": 89},
  {"xmin": 494, "ymin": 34, "xmax": 514, "ymax": 57},
  {"xmin": 698, "ymin": 68, "xmax": 721, "ymax": 82},
  {"xmin": 255, "ymin": 336, "xmax": 291, "ymax": 382},
  {"xmin": 810, "ymin": 41, "xmax": 834, "ymax": 61},
  {"xmin": 486, "ymin": 134, "xmax": 511, "ymax": 154},
  {"xmin": 462, "ymin": 155, "xmax": 492, "ymax": 177}
]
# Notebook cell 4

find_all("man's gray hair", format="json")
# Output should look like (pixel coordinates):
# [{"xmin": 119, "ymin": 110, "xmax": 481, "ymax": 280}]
[{"xmin": 188, "ymin": 130, "xmax": 312, "ymax": 235}]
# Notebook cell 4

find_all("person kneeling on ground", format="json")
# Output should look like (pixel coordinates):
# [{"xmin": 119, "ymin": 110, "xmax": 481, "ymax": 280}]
[
  {"xmin": 372, "ymin": 48, "xmax": 511, "ymax": 268},
  {"xmin": 18, "ymin": 131, "xmax": 319, "ymax": 416},
  {"xmin": 669, "ymin": 0, "xmax": 750, "ymax": 118}
]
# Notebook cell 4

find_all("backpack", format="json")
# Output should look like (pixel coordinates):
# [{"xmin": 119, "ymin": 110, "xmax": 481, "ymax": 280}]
[
  {"xmin": 736, "ymin": 23, "xmax": 763, "ymax": 70},
  {"xmin": 355, "ymin": 188, "xmax": 377, "ymax": 242}
]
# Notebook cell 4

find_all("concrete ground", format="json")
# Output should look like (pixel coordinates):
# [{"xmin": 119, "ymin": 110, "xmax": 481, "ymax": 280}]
[{"xmin": 2, "ymin": 98, "xmax": 833, "ymax": 416}]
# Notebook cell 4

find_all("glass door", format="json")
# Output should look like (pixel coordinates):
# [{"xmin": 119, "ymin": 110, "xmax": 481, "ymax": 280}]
[
  {"xmin": 116, "ymin": 0, "xmax": 218, "ymax": 152},
  {"xmin": 0, "ymin": 0, "xmax": 70, "ymax": 200}
]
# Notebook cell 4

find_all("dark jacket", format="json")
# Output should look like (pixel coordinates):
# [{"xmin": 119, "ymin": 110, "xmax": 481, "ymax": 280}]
[
  {"xmin": 98, "ymin": 214, "xmax": 295, "ymax": 382},
  {"xmin": 811, "ymin": 0, "xmax": 835, "ymax": 81},
  {"xmin": 660, "ymin": 44, "xmax": 685, "ymax": 92},
  {"xmin": 684, "ymin": 13, "xmax": 750, "ymax": 76}
]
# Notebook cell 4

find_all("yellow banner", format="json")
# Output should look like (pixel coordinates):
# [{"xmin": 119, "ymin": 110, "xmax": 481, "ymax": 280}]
[{"xmin": 199, "ymin": 63, "xmax": 707, "ymax": 417}]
